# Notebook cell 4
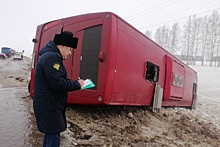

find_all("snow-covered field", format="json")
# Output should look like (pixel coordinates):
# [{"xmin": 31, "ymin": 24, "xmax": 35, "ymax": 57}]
[{"xmin": 190, "ymin": 65, "xmax": 220, "ymax": 128}]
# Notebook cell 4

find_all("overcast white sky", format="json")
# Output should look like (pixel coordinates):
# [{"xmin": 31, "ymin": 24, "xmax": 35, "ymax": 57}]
[{"xmin": 0, "ymin": 0, "xmax": 219, "ymax": 57}]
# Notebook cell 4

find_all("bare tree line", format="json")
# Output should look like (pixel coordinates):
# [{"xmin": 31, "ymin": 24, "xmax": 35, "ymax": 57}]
[{"xmin": 145, "ymin": 11, "xmax": 220, "ymax": 66}]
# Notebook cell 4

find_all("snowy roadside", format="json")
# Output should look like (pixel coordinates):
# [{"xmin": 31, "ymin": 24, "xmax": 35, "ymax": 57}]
[{"xmin": 191, "ymin": 65, "xmax": 220, "ymax": 128}]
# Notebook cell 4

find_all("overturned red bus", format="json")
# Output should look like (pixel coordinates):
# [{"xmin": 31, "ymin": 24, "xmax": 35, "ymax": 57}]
[{"xmin": 29, "ymin": 12, "xmax": 198, "ymax": 110}]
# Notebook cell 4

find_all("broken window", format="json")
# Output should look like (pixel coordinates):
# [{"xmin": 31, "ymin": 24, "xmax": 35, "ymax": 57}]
[{"xmin": 145, "ymin": 61, "xmax": 160, "ymax": 82}]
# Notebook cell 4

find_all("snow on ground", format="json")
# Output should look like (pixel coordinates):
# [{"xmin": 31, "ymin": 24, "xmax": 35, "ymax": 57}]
[{"xmin": 190, "ymin": 65, "xmax": 220, "ymax": 128}]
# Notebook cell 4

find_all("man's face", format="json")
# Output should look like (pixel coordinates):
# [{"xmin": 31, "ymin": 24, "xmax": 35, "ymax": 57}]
[{"xmin": 61, "ymin": 46, "xmax": 72, "ymax": 60}]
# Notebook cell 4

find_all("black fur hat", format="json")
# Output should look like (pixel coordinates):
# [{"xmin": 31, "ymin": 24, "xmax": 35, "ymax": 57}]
[{"xmin": 53, "ymin": 31, "xmax": 78, "ymax": 49}]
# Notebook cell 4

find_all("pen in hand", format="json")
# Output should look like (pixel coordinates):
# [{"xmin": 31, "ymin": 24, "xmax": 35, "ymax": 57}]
[{"xmin": 77, "ymin": 77, "xmax": 84, "ymax": 87}]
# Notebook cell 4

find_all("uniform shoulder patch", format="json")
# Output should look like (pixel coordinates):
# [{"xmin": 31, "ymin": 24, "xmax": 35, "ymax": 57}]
[{"xmin": 53, "ymin": 62, "xmax": 60, "ymax": 71}]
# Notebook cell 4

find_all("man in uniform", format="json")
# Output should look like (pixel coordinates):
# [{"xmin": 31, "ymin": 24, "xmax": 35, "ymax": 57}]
[
  {"xmin": 33, "ymin": 31, "xmax": 84, "ymax": 147},
  {"xmin": 20, "ymin": 52, "xmax": 23, "ymax": 60}
]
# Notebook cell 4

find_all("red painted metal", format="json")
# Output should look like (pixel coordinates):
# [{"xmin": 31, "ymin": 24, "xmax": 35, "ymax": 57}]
[{"xmin": 29, "ymin": 12, "xmax": 198, "ymax": 108}]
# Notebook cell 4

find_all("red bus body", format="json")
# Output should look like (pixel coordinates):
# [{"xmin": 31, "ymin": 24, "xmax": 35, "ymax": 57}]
[{"xmin": 29, "ymin": 12, "xmax": 197, "ymax": 108}]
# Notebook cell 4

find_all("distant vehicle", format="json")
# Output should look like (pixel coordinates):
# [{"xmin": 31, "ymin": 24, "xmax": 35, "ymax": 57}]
[
  {"xmin": 11, "ymin": 50, "xmax": 16, "ymax": 56},
  {"xmin": 13, "ymin": 53, "xmax": 22, "ymax": 60},
  {"xmin": 1, "ymin": 47, "xmax": 12, "ymax": 57},
  {"xmin": 0, "ymin": 53, "xmax": 6, "ymax": 59}
]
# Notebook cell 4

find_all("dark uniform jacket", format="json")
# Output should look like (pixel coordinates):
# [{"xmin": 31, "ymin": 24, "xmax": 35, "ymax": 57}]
[{"xmin": 33, "ymin": 41, "xmax": 81, "ymax": 133}]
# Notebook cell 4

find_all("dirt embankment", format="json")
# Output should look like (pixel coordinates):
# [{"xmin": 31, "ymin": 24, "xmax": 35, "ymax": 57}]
[
  {"xmin": 64, "ymin": 105, "xmax": 220, "ymax": 147},
  {"xmin": 1, "ymin": 57, "xmax": 220, "ymax": 147}
]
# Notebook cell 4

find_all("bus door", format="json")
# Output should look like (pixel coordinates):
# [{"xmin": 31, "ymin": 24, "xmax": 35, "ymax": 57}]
[{"xmin": 64, "ymin": 17, "xmax": 109, "ymax": 103}]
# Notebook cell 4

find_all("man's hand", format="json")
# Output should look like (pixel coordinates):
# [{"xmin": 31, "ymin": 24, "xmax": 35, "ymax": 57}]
[{"xmin": 77, "ymin": 77, "xmax": 84, "ymax": 87}]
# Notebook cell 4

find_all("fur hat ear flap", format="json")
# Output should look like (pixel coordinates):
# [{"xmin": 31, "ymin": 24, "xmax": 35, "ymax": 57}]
[{"xmin": 53, "ymin": 31, "xmax": 78, "ymax": 49}]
